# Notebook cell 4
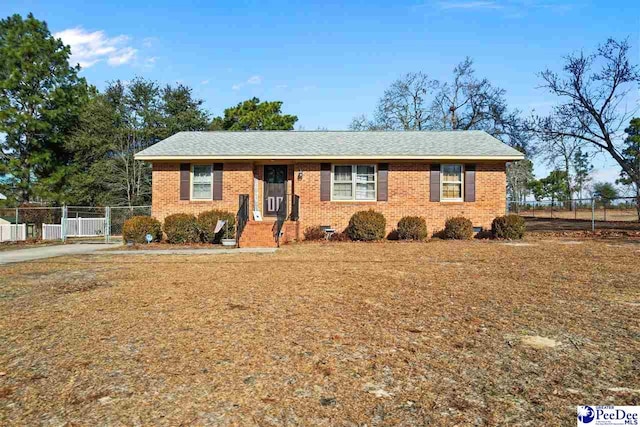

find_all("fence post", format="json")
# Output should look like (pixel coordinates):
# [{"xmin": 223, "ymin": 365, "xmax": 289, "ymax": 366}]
[
  {"xmin": 105, "ymin": 206, "xmax": 111, "ymax": 244},
  {"xmin": 61, "ymin": 205, "xmax": 67, "ymax": 242},
  {"xmin": 591, "ymin": 198, "xmax": 595, "ymax": 232}
]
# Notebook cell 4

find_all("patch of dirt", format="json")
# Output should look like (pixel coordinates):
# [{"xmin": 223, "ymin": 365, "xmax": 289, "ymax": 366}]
[
  {"xmin": 1, "ymin": 239, "xmax": 639, "ymax": 425},
  {"xmin": 521, "ymin": 336, "xmax": 560, "ymax": 349}
]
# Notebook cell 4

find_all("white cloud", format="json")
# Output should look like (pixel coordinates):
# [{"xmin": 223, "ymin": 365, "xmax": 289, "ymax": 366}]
[
  {"xmin": 232, "ymin": 75, "xmax": 263, "ymax": 90},
  {"xmin": 201, "ymin": 79, "xmax": 210, "ymax": 85},
  {"xmin": 430, "ymin": 1, "xmax": 574, "ymax": 14},
  {"xmin": 54, "ymin": 27, "xmax": 138, "ymax": 68},
  {"xmin": 247, "ymin": 75, "xmax": 263, "ymax": 85},
  {"xmin": 108, "ymin": 47, "xmax": 137, "ymax": 66}
]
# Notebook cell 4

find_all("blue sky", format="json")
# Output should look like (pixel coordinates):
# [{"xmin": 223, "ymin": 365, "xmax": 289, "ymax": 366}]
[{"xmin": 2, "ymin": 0, "xmax": 639, "ymax": 183}]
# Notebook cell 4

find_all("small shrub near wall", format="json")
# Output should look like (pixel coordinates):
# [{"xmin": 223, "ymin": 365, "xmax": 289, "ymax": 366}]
[
  {"xmin": 397, "ymin": 216, "xmax": 428, "ymax": 241},
  {"xmin": 163, "ymin": 213, "xmax": 200, "ymax": 244},
  {"xmin": 443, "ymin": 216, "xmax": 474, "ymax": 240},
  {"xmin": 304, "ymin": 226, "xmax": 326, "ymax": 241},
  {"xmin": 347, "ymin": 210, "xmax": 386, "ymax": 241},
  {"xmin": 122, "ymin": 216, "xmax": 162, "ymax": 244},
  {"xmin": 197, "ymin": 210, "xmax": 236, "ymax": 243},
  {"xmin": 492, "ymin": 214, "xmax": 526, "ymax": 239},
  {"xmin": 329, "ymin": 231, "xmax": 350, "ymax": 242}
]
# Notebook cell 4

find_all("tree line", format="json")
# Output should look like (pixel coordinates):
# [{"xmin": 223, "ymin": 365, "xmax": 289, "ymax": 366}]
[
  {"xmin": 349, "ymin": 41, "xmax": 639, "ymax": 214},
  {"xmin": 1, "ymin": 13, "xmax": 639, "ymax": 215},
  {"xmin": 0, "ymin": 14, "xmax": 298, "ymax": 207}
]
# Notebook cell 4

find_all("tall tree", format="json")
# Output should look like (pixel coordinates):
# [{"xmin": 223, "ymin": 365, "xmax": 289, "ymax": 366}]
[
  {"xmin": 65, "ymin": 78, "xmax": 210, "ymax": 206},
  {"xmin": 375, "ymin": 72, "xmax": 436, "ymax": 131},
  {"xmin": 350, "ymin": 58, "xmax": 528, "ymax": 151},
  {"xmin": 506, "ymin": 159, "xmax": 534, "ymax": 203},
  {"xmin": 0, "ymin": 13, "xmax": 87, "ymax": 203},
  {"xmin": 592, "ymin": 181, "xmax": 619, "ymax": 207},
  {"xmin": 616, "ymin": 118, "xmax": 640, "ymax": 218},
  {"xmin": 160, "ymin": 83, "xmax": 210, "ymax": 139},
  {"xmin": 209, "ymin": 97, "xmax": 297, "ymax": 131},
  {"xmin": 65, "ymin": 87, "xmax": 120, "ymax": 205},
  {"xmin": 573, "ymin": 147, "xmax": 593, "ymax": 200},
  {"xmin": 539, "ymin": 134, "xmax": 585, "ymax": 199},
  {"xmin": 528, "ymin": 170, "xmax": 570, "ymax": 203},
  {"xmin": 533, "ymin": 38, "xmax": 640, "ymax": 212},
  {"xmin": 430, "ymin": 58, "xmax": 527, "ymax": 149}
]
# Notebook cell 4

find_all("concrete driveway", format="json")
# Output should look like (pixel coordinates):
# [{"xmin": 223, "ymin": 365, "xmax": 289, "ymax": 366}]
[{"xmin": 0, "ymin": 243, "xmax": 119, "ymax": 265}]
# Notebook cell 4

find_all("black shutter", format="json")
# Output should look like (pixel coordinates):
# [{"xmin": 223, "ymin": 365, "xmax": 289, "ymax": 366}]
[
  {"xmin": 320, "ymin": 163, "xmax": 331, "ymax": 201},
  {"xmin": 430, "ymin": 164, "xmax": 440, "ymax": 202},
  {"xmin": 213, "ymin": 163, "xmax": 223, "ymax": 200},
  {"xmin": 377, "ymin": 163, "xmax": 389, "ymax": 201},
  {"xmin": 180, "ymin": 163, "xmax": 190, "ymax": 200},
  {"xmin": 464, "ymin": 164, "xmax": 476, "ymax": 202}
]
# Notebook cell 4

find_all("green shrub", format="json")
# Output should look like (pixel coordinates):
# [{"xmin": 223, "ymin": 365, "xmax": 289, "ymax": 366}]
[
  {"xmin": 397, "ymin": 216, "xmax": 428, "ymax": 241},
  {"xmin": 443, "ymin": 216, "xmax": 474, "ymax": 240},
  {"xmin": 346, "ymin": 210, "xmax": 386, "ymax": 241},
  {"xmin": 304, "ymin": 226, "xmax": 326, "ymax": 241},
  {"xmin": 163, "ymin": 213, "xmax": 200, "ymax": 243},
  {"xmin": 329, "ymin": 231, "xmax": 350, "ymax": 242},
  {"xmin": 492, "ymin": 214, "xmax": 526, "ymax": 239},
  {"xmin": 122, "ymin": 216, "xmax": 162, "ymax": 244},
  {"xmin": 197, "ymin": 210, "xmax": 236, "ymax": 243}
]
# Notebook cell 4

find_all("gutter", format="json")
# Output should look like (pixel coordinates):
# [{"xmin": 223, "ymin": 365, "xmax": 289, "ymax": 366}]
[{"xmin": 135, "ymin": 154, "xmax": 525, "ymax": 161}]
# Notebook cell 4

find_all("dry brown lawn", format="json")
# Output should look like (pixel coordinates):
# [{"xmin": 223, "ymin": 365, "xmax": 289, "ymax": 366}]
[{"xmin": 1, "ymin": 239, "xmax": 639, "ymax": 426}]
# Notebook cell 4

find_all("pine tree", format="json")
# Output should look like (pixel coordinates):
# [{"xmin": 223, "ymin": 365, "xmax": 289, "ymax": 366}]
[{"xmin": 0, "ymin": 13, "xmax": 87, "ymax": 203}]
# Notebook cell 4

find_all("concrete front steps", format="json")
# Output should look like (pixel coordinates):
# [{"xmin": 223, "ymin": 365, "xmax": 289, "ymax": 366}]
[{"xmin": 239, "ymin": 220, "xmax": 298, "ymax": 248}]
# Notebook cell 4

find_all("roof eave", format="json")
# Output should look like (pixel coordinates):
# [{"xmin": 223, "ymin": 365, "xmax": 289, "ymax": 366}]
[{"xmin": 135, "ymin": 154, "xmax": 525, "ymax": 161}]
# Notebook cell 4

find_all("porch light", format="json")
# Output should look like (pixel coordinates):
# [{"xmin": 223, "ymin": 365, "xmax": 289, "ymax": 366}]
[{"xmin": 298, "ymin": 169, "xmax": 304, "ymax": 180}]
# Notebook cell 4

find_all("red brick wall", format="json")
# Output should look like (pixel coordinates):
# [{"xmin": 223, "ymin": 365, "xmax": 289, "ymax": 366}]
[
  {"xmin": 151, "ymin": 162, "xmax": 254, "ymax": 221},
  {"xmin": 151, "ymin": 161, "xmax": 507, "ymax": 237},
  {"xmin": 293, "ymin": 162, "xmax": 506, "ymax": 236}
]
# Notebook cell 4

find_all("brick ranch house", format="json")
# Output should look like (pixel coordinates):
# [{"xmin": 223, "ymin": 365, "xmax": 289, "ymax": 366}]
[{"xmin": 135, "ymin": 131, "xmax": 524, "ymax": 247}]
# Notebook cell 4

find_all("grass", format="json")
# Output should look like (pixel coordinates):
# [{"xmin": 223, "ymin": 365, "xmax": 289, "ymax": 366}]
[{"xmin": 1, "ymin": 239, "xmax": 639, "ymax": 425}]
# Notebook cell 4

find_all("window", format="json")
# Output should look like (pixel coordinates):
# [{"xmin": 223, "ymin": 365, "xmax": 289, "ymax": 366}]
[
  {"xmin": 441, "ymin": 164, "xmax": 464, "ymax": 201},
  {"xmin": 332, "ymin": 164, "xmax": 376, "ymax": 201},
  {"xmin": 192, "ymin": 165, "xmax": 213, "ymax": 199}
]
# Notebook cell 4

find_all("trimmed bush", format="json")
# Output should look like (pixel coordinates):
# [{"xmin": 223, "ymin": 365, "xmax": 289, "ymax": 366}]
[
  {"xmin": 304, "ymin": 226, "xmax": 326, "ymax": 241},
  {"xmin": 346, "ymin": 210, "xmax": 386, "ymax": 241},
  {"xmin": 122, "ymin": 216, "xmax": 162, "ymax": 244},
  {"xmin": 397, "ymin": 216, "xmax": 428, "ymax": 241},
  {"xmin": 444, "ymin": 216, "xmax": 474, "ymax": 240},
  {"xmin": 163, "ymin": 213, "xmax": 200, "ymax": 243},
  {"xmin": 329, "ymin": 231, "xmax": 350, "ymax": 242},
  {"xmin": 197, "ymin": 210, "xmax": 236, "ymax": 243},
  {"xmin": 492, "ymin": 214, "xmax": 526, "ymax": 239}
]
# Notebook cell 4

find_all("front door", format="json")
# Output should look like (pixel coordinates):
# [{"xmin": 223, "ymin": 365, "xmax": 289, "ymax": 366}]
[{"xmin": 263, "ymin": 165, "xmax": 287, "ymax": 216}]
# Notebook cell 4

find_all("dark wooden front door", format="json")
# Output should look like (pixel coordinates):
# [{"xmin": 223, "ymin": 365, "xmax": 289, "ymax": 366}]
[{"xmin": 263, "ymin": 165, "xmax": 287, "ymax": 216}]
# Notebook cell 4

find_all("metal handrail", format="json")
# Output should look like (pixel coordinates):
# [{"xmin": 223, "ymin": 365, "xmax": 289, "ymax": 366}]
[
  {"xmin": 273, "ymin": 194, "xmax": 288, "ymax": 247},
  {"xmin": 236, "ymin": 194, "xmax": 249, "ymax": 247},
  {"xmin": 291, "ymin": 195, "xmax": 300, "ymax": 221}
]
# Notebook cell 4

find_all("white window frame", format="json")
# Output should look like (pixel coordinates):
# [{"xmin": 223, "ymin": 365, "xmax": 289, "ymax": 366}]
[
  {"xmin": 331, "ymin": 164, "xmax": 377, "ymax": 202},
  {"xmin": 440, "ymin": 164, "xmax": 464, "ymax": 202},
  {"xmin": 191, "ymin": 164, "xmax": 213, "ymax": 200}
]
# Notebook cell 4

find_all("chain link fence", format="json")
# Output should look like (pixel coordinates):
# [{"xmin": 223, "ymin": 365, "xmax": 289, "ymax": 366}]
[
  {"xmin": 0, "ymin": 205, "xmax": 151, "ymax": 243},
  {"xmin": 507, "ymin": 197, "xmax": 640, "ymax": 232}
]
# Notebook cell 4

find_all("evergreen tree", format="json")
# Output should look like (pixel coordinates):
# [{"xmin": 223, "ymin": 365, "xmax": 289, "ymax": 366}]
[
  {"xmin": 209, "ymin": 97, "xmax": 298, "ymax": 130},
  {"xmin": 0, "ymin": 13, "xmax": 87, "ymax": 203}
]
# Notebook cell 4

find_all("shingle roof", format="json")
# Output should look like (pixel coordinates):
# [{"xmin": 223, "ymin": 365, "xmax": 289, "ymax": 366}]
[{"xmin": 135, "ymin": 130, "xmax": 524, "ymax": 160}]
